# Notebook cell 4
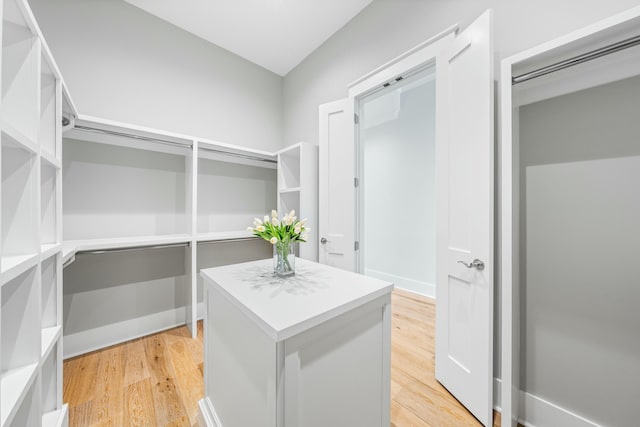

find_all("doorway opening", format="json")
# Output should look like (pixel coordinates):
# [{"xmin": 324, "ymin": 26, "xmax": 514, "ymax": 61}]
[{"xmin": 356, "ymin": 66, "xmax": 437, "ymax": 298}]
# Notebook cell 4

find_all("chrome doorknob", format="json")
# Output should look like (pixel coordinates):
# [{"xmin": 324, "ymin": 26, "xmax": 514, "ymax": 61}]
[
  {"xmin": 320, "ymin": 237, "xmax": 328, "ymax": 244},
  {"xmin": 457, "ymin": 259, "xmax": 485, "ymax": 270}
]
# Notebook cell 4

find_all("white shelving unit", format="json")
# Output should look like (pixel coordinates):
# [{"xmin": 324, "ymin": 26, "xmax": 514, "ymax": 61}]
[
  {"xmin": 277, "ymin": 142, "xmax": 318, "ymax": 261},
  {"xmin": 0, "ymin": 0, "xmax": 70, "ymax": 425}
]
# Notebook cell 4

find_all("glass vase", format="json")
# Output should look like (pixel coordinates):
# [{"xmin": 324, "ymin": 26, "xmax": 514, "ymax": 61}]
[{"xmin": 273, "ymin": 240, "xmax": 295, "ymax": 277}]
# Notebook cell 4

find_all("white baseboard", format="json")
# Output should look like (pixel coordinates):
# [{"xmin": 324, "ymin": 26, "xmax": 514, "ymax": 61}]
[
  {"xmin": 518, "ymin": 391, "xmax": 602, "ymax": 427},
  {"xmin": 63, "ymin": 306, "xmax": 189, "ymax": 358},
  {"xmin": 364, "ymin": 268, "xmax": 435, "ymax": 298},
  {"xmin": 493, "ymin": 378, "xmax": 602, "ymax": 427}
]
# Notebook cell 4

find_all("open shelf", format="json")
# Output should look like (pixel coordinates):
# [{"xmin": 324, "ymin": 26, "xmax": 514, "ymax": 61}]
[
  {"xmin": 42, "ymin": 404, "xmax": 67, "ymax": 427},
  {"xmin": 40, "ymin": 326, "xmax": 61, "ymax": 360},
  {"xmin": 41, "ymin": 343, "xmax": 59, "ymax": 415},
  {"xmin": 279, "ymin": 191, "xmax": 300, "ymax": 218},
  {"xmin": 1, "ymin": 0, "xmax": 39, "ymax": 147},
  {"xmin": 1, "ymin": 266, "xmax": 40, "ymax": 426},
  {"xmin": 41, "ymin": 255, "xmax": 58, "ymax": 329},
  {"xmin": 41, "ymin": 162, "xmax": 57, "ymax": 247},
  {"xmin": 2, "ymin": 142, "xmax": 38, "ymax": 284},
  {"xmin": 39, "ymin": 57, "xmax": 58, "ymax": 159},
  {"xmin": 278, "ymin": 145, "xmax": 301, "ymax": 190},
  {"xmin": 197, "ymin": 155, "xmax": 277, "ymax": 234},
  {"xmin": 63, "ymin": 138, "xmax": 190, "ymax": 240},
  {"xmin": 1, "ymin": 364, "xmax": 39, "ymax": 427}
]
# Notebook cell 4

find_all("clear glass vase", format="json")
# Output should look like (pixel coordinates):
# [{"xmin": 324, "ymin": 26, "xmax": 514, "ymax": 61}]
[{"xmin": 273, "ymin": 240, "xmax": 295, "ymax": 277}]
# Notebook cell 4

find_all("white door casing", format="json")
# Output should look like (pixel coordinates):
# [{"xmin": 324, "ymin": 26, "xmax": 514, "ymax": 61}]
[
  {"xmin": 435, "ymin": 10, "xmax": 494, "ymax": 427},
  {"xmin": 318, "ymin": 99, "xmax": 355, "ymax": 271}
]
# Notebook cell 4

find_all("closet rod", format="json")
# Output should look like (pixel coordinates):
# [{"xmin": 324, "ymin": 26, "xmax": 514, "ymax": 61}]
[
  {"xmin": 80, "ymin": 242, "xmax": 190, "ymax": 255},
  {"xmin": 199, "ymin": 146, "xmax": 277, "ymax": 164},
  {"xmin": 198, "ymin": 237, "xmax": 259, "ymax": 245},
  {"xmin": 74, "ymin": 125, "xmax": 193, "ymax": 148},
  {"xmin": 512, "ymin": 34, "xmax": 640, "ymax": 84}
]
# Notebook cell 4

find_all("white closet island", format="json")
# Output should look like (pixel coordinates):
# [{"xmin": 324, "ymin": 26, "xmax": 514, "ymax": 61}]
[{"xmin": 198, "ymin": 259, "xmax": 394, "ymax": 427}]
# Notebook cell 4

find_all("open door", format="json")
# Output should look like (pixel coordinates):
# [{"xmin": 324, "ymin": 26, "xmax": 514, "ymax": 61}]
[
  {"xmin": 318, "ymin": 99, "xmax": 355, "ymax": 271},
  {"xmin": 435, "ymin": 10, "xmax": 494, "ymax": 426}
]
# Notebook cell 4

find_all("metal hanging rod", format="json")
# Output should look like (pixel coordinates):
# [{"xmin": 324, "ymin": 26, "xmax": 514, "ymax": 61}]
[
  {"xmin": 199, "ymin": 146, "xmax": 277, "ymax": 164},
  {"xmin": 513, "ymin": 34, "xmax": 640, "ymax": 85},
  {"xmin": 80, "ymin": 242, "xmax": 190, "ymax": 255},
  {"xmin": 74, "ymin": 125, "xmax": 193, "ymax": 148},
  {"xmin": 198, "ymin": 237, "xmax": 259, "ymax": 245}
]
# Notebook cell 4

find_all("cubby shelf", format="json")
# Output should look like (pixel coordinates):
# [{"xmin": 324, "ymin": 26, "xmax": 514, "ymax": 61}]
[
  {"xmin": 0, "ymin": 363, "xmax": 39, "ymax": 427},
  {"xmin": 0, "ymin": 253, "xmax": 39, "ymax": 285},
  {"xmin": 40, "ymin": 150, "xmax": 61, "ymax": 169},
  {"xmin": 1, "ymin": 123, "xmax": 38, "ymax": 155},
  {"xmin": 279, "ymin": 187, "xmax": 301, "ymax": 194},
  {"xmin": 42, "ymin": 405, "xmax": 68, "ymax": 427},
  {"xmin": 41, "ymin": 326, "xmax": 61, "ymax": 359},
  {"xmin": 40, "ymin": 243, "xmax": 61, "ymax": 261}
]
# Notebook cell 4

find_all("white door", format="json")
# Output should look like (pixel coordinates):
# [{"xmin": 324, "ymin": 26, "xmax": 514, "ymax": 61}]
[
  {"xmin": 435, "ymin": 10, "xmax": 494, "ymax": 426},
  {"xmin": 318, "ymin": 99, "xmax": 355, "ymax": 271}
]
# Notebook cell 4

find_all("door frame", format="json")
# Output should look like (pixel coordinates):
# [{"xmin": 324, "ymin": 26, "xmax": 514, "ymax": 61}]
[{"xmin": 347, "ymin": 24, "xmax": 458, "ymax": 274}]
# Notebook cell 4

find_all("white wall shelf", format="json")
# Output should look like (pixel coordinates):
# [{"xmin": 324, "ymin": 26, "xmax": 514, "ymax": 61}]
[
  {"xmin": 277, "ymin": 142, "xmax": 318, "ymax": 261},
  {"xmin": 0, "ymin": 0, "xmax": 67, "ymax": 424},
  {"xmin": 0, "ymin": 363, "xmax": 39, "ymax": 427},
  {"xmin": 1, "ymin": 0, "xmax": 39, "ymax": 147}
]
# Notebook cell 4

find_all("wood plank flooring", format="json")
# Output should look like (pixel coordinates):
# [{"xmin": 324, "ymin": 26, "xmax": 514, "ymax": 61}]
[{"xmin": 64, "ymin": 290, "xmax": 500, "ymax": 426}]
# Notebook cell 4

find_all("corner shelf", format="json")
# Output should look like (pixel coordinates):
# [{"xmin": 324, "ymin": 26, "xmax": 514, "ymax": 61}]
[
  {"xmin": 41, "ymin": 326, "xmax": 61, "ymax": 360},
  {"xmin": 279, "ymin": 186, "xmax": 301, "ymax": 194}
]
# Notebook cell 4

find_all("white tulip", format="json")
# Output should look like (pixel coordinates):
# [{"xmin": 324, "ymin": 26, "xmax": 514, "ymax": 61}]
[
  {"xmin": 271, "ymin": 210, "xmax": 278, "ymax": 218},
  {"xmin": 285, "ymin": 216, "xmax": 294, "ymax": 226},
  {"xmin": 289, "ymin": 210, "xmax": 296, "ymax": 217},
  {"xmin": 253, "ymin": 217, "xmax": 262, "ymax": 226},
  {"xmin": 256, "ymin": 225, "xmax": 266, "ymax": 232},
  {"xmin": 270, "ymin": 237, "xmax": 278, "ymax": 244},
  {"xmin": 272, "ymin": 218, "xmax": 280, "ymax": 226},
  {"xmin": 263, "ymin": 215, "xmax": 270, "ymax": 224},
  {"xmin": 301, "ymin": 233, "xmax": 308, "ymax": 240},
  {"xmin": 247, "ymin": 226, "xmax": 254, "ymax": 231},
  {"xmin": 300, "ymin": 218, "xmax": 307, "ymax": 225},
  {"xmin": 294, "ymin": 225, "xmax": 302, "ymax": 234}
]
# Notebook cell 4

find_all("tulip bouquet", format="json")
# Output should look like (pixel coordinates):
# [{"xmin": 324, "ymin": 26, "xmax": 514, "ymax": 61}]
[{"xmin": 248, "ymin": 210, "xmax": 309, "ymax": 276}]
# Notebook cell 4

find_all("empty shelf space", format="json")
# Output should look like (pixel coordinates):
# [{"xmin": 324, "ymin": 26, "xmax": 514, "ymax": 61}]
[
  {"xmin": 42, "ymin": 405, "xmax": 68, "ymax": 427},
  {"xmin": 1, "ymin": 123, "xmax": 38, "ymax": 155},
  {"xmin": 41, "ymin": 326, "xmax": 61, "ymax": 360},
  {"xmin": 0, "ymin": 363, "xmax": 39, "ymax": 427},
  {"xmin": 0, "ymin": 253, "xmax": 38, "ymax": 285}
]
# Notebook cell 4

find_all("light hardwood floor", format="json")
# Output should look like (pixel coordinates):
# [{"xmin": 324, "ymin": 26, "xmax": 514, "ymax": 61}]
[{"xmin": 64, "ymin": 290, "xmax": 500, "ymax": 426}]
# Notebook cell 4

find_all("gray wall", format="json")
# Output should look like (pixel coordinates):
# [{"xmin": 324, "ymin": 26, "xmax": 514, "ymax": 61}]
[
  {"xmin": 28, "ymin": 0, "xmax": 283, "ymax": 152},
  {"xmin": 519, "ymin": 75, "xmax": 640, "ymax": 427},
  {"xmin": 282, "ymin": 0, "xmax": 640, "ymax": 147}
]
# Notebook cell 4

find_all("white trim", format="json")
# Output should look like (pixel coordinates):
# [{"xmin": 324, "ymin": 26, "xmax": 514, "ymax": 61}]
[
  {"xmin": 347, "ymin": 24, "xmax": 458, "ymax": 90},
  {"xmin": 518, "ymin": 392, "xmax": 602, "ymax": 427},
  {"xmin": 493, "ymin": 378, "xmax": 603, "ymax": 427},
  {"xmin": 364, "ymin": 268, "xmax": 435, "ymax": 299}
]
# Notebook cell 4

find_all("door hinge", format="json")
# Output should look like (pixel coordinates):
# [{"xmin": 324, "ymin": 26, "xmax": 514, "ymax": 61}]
[
  {"xmin": 354, "ymin": 113, "xmax": 359, "ymax": 124},
  {"xmin": 354, "ymin": 177, "xmax": 359, "ymax": 188},
  {"xmin": 354, "ymin": 241, "xmax": 360, "ymax": 251}
]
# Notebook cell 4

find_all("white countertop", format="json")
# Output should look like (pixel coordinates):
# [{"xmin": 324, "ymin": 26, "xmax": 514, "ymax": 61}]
[{"xmin": 200, "ymin": 258, "xmax": 394, "ymax": 342}]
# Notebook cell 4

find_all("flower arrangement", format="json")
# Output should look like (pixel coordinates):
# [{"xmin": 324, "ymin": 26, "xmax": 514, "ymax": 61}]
[{"xmin": 248, "ymin": 210, "xmax": 309, "ymax": 276}]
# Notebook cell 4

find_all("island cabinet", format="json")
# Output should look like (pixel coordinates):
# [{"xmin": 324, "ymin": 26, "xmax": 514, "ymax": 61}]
[{"xmin": 198, "ymin": 258, "xmax": 394, "ymax": 427}]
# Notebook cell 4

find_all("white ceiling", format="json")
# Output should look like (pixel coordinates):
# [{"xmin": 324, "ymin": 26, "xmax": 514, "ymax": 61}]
[{"xmin": 124, "ymin": 0, "xmax": 373, "ymax": 76}]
